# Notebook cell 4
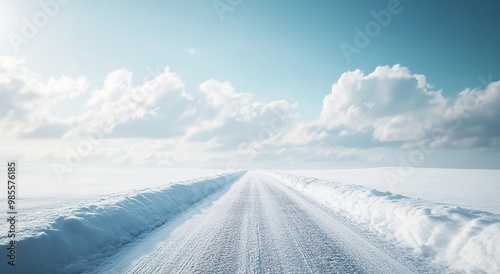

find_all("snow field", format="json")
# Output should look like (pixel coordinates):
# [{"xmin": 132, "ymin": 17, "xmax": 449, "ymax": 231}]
[
  {"xmin": 0, "ymin": 171, "xmax": 245, "ymax": 274},
  {"xmin": 263, "ymin": 171, "xmax": 500, "ymax": 273},
  {"xmin": 5, "ymin": 165, "xmax": 227, "ymax": 239},
  {"xmin": 281, "ymin": 168, "xmax": 500, "ymax": 214}
]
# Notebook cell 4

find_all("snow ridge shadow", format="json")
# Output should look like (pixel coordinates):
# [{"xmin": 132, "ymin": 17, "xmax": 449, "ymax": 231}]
[{"xmin": 0, "ymin": 171, "xmax": 246, "ymax": 274}]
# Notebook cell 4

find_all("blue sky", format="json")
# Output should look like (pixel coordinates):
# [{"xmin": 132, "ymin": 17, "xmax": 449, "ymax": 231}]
[{"xmin": 1, "ymin": 0, "xmax": 500, "ymax": 172}]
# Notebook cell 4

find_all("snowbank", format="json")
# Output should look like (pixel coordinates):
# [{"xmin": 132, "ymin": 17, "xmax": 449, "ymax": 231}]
[
  {"xmin": 0, "ymin": 171, "xmax": 245, "ymax": 274},
  {"xmin": 281, "ymin": 167, "xmax": 500, "ymax": 214},
  {"xmin": 263, "ymin": 171, "xmax": 500, "ymax": 273}
]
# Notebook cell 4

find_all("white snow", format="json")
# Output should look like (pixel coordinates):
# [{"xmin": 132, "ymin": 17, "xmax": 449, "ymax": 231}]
[
  {"xmin": 265, "ymin": 170, "xmax": 500, "ymax": 274},
  {"xmin": 93, "ymin": 171, "xmax": 420, "ymax": 274},
  {"xmin": 1, "ymin": 165, "xmax": 498, "ymax": 273},
  {"xmin": 280, "ymin": 167, "xmax": 500, "ymax": 214},
  {"xmin": 5, "ymin": 164, "xmax": 226, "ymax": 240},
  {"xmin": 0, "ymin": 164, "xmax": 244, "ymax": 273}
]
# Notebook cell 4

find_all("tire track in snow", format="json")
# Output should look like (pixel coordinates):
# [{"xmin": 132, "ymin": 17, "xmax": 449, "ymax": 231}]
[
  {"xmin": 93, "ymin": 171, "xmax": 437, "ymax": 273},
  {"xmin": 257, "ymin": 173, "xmax": 367, "ymax": 273}
]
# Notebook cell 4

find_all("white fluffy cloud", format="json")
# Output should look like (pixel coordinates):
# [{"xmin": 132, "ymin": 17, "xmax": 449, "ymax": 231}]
[
  {"xmin": 0, "ymin": 57, "xmax": 87, "ymax": 137},
  {"xmin": 319, "ymin": 65, "xmax": 447, "ymax": 143},
  {"xmin": 311, "ymin": 65, "xmax": 500, "ymax": 150},
  {"xmin": 64, "ymin": 66, "xmax": 190, "ymax": 139},
  {"xmin": 1, "ymin": 58, "xmax": 499, "ymax": 169},
  {"xmin": 185, "ymin": 80, "xmax": 298, "ymax": 149},
  {"xmin": 86, "ymin": 68, "xmax": 133, "ymax": 107},
  {"xmin": 0, "ymin": 57, "xmax": 299, "ymax": 168},
  {"xmin": 440, "ymin": 81, "xmax": 500, "ymax": 147}
]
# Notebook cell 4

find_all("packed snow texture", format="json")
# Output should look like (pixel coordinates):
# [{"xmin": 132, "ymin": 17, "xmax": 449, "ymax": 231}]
[
  {"xmin": 264, "ymin": 171, "xmax": 500, "ymax": 274},
  {"xmin": 281, "ymin": 168, "xmax": 500, "ymax": 214},
  {"xmin": 0, "ymin": 170, "xmax": 245, "ymax": 274},
  {"xmin": 4, "ymin": 165, "xmax": 225, "ymax": 240}
]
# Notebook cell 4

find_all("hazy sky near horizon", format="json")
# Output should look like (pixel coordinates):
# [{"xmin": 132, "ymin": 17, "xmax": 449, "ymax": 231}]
[{"xmin": 1, "ymin": 0, "xmax": 500, "ymax": 172}]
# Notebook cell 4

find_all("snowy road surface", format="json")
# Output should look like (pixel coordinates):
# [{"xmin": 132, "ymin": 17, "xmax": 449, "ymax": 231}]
[{"xmin": 94, "ymin": 171, "xmax": 436, "ymax": 273}]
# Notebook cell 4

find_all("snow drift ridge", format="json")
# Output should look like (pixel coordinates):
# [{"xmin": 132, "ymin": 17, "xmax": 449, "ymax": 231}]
[
  {"xmin": 0, "ymin": 171, "xmax": 245, "ymax": 274},
  {"xmin": 263, "ymin": 171, "xmax": 500, "ymax": 274}
]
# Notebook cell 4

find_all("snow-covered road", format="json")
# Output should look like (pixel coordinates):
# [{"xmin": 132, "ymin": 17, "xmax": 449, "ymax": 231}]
[{"xmin": 93, "ymin": 171, "xmax": 437, "ymax": 273}]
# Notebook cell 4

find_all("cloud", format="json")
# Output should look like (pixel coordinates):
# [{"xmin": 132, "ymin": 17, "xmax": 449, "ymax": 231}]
[
  {"xmin": 182, "ymin": 80, "xmax": 299, "ymax": 153},
  {"xmin": 297, "ymin": 64, "xmax": 500, "ymax": 151},
  {"xmin": 263, "ymin": 64, "xmax": 500, "ymax": 168},
  {"xmin": 319, "ymin": 65, "xmax": 447, "ymax": 143},
  {"xmin": 0, "ymin": 56, "xmax": 87, "ymax": 138},
  {"xmin": 441, "ymin": 81, "xmax": 500, "ymax": 148},
  {"xmin": 1, "ymin": 58, "xmax": 499, "ymax": 169},
  {"xmin": 187, "ymin": 48, "xmax": 198, "ymax": 55},
  {"xmin": 65, "ymin": 67, "xmax": 191, "ymax": 139},
  {"xmin": 86, "ymin": 68, "xmax": 132, "ymax": 107},
  {"xmin": 0, "ymin": 57, "xmax": 300, "ymax": 167}
]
